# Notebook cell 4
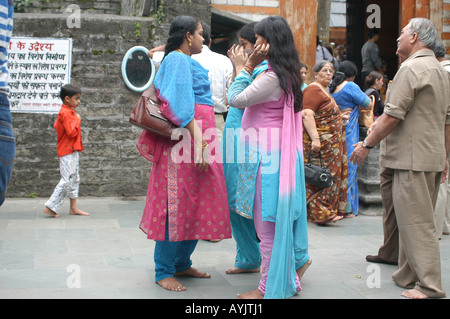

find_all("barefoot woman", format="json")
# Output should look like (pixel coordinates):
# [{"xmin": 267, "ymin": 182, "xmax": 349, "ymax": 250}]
[
  {"xmin": 137, "ymin": 15, "xmax": 231, "ymax": 292},
  {"xmin": 228, "ymin": 16, "xmax": 310, "ymax": 299}
]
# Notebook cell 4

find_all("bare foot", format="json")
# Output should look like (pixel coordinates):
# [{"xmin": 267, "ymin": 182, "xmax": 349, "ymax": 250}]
[
  {"xmin": 401, "ymin": 289, "xmax": 429, "ymax": 299},
  {"xmin": 175, "ymin": 267, "xmax": 211, "ymax": 278},
  {"xmin": 157, "ymin": 277, "xmax": 186, "ymax": 292},
  {"xmin": 69, "ymin": 208, "xmax": 89, "ymax": 216},
  {"xmin": 43, "ymin": 206, "xmax": 60, "ymax": 218},
  {"xmin": 330, "ymin": 215, "xmax": 344, "ymax": 222},
  {"xmin": 226, "ymin": 267, "xmax": 260, "ymax": 275},
  {"xmin": 237, "ymin": 289, "xmax": 263, "ymax": 299},
  {"xmin": 317, "ymin": 215, "xmax": 343, "ymax": 225},
  {"xmin": 344, "ymin": 213, "xmax": 355, "ymax": 218},
  {"xmin": 296, "ymin": 258, "xmax": 312, "ymax": 281}
]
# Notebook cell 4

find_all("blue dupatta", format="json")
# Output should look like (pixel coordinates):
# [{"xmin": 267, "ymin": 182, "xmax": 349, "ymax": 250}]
[{"xmin": 154, "ymin": 51, "xmax": 213, "ymax": 127}]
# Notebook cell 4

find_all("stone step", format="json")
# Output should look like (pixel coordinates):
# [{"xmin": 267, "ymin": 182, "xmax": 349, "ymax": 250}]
[
  {"xmin": 358, "ymin": 185, "xmax": 382, "ymax": 204},
  {"xmin": 359, "ymin": 202, "xmax": 383, "ymax": 216}
]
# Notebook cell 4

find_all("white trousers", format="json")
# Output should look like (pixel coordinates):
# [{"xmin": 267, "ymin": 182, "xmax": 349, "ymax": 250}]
[
  {"xmin": 45, "ymin": 151, "xmax": 80, "ymax": 213},
  {"xmin": 214, "ymin": 113, "xmax": 225, "ymax": 143}
]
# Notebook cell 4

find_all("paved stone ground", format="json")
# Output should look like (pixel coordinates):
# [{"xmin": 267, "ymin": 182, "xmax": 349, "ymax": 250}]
[{"xmin": 0, "ymin": 197, "xmax": 449, "ymax": 302}]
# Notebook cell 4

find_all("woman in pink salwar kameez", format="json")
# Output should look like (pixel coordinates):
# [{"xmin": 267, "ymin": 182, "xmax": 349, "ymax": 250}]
[
  {"xmin": 228, "ymin": 16, "xmax": 310, "ymax": 299},
  {"xmin": 136, "ymin": 16, "xmax": 231, "ymax": 292}
]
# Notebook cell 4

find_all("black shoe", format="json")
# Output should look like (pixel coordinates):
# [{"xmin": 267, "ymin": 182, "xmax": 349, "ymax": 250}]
[{"xmin": 366, "ymin": 254, "xmax": 397, "ymax": 265}]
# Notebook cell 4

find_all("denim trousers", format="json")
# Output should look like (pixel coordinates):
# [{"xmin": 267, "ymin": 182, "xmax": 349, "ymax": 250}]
[{"xmin": 0, "ymin": 94, "xmax": 15, "ymax": 206}]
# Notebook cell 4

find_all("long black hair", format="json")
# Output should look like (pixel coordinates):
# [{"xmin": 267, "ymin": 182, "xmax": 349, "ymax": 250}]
[
  {"xmin": 163, "ymin": 15, "xmax": 200, "ymax": 59},
  {"xmin": 254, "ymin": 16, "xmax": 303, "ymax": 112},
  {"xmin": 238, "ymin": 22, "xmax": 257, "ymax": 44},
  {"xmin": 329, "ymin": 60, "xmax": 358, "ymax": 93}
]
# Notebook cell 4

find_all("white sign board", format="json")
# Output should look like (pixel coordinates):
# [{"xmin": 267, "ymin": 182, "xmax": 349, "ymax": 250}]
[{"xmin": 8, "ymin": 37, "xmax": 73, "ymax": 114}]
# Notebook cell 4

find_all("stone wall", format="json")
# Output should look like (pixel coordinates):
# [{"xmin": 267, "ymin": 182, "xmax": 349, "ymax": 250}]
[
  {"xmin": 9, "ymin": 12, "xmax": 166, "ymax": 198},
  {"xmin": 17, "ymin": 0, "xmax": 123, "ymax": 14},
  {"xmin": 9, "ymin": 0, "xmax": 212, "ymax": 199}
]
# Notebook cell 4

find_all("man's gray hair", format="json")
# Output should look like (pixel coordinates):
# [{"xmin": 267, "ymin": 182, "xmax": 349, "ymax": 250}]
[
  {"xmin": 434, "ymin": 41, "xmax": 446, "ymax": 58},
  {"xmin": 408, "ymin": 18, "xmax": 439, "ymax": 51}
]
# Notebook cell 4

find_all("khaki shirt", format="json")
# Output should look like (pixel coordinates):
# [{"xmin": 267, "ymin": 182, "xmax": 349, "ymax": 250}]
[{"xmin": 380, "ymin": 49, "xmax": 450, "ymax": 171}]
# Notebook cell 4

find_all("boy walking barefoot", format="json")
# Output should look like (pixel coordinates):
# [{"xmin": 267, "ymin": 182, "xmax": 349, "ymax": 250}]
[{"xmin": 43, "ymin": 84, "xmax": 89, "ymax": 218}]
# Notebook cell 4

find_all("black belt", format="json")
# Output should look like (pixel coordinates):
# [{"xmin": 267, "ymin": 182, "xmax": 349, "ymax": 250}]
[{"xmin": 215, "ymin": 111, "xmax": 228, "ymax": 121}]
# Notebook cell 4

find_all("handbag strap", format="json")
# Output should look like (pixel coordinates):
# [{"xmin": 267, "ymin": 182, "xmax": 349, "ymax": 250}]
[{"xmin": 308, "ymin": 149, "xmax": 325, "ymax": 168}]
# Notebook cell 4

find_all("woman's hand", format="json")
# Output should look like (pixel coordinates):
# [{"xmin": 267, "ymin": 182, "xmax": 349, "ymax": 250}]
[
  {"xmin": 185, "ymin": 119, "xmax": 210, "ymax": 172},
  {"xmin": 227, "ymin": 44, "xmax": 237, "ymax": 65},
  {"xmin": 340, "ymin": 110, "xmax": 351, "ymax": 126},
  {"xmin": 194, "ymin": 141, "xmax": 209, "ymax": 172},
  {"xmin": 311, "ymin": 138, "xmax": 321, "ymax": 153},
  {"xmin": 228, "ymin": 45, "xmax": 249, "ymax": 73},
  {"xmin": 247, "ymin": 43, "xmax": 269, "ymax": 69}
]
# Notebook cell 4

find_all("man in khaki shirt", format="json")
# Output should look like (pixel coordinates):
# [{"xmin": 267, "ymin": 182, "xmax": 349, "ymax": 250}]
[{"xmin": 351, "ymin": 18, "xmax": 450, "ymax": 299}]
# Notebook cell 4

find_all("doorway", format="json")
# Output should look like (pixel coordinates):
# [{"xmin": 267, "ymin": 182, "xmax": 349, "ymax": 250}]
[{"xmin": 346, "ymin": 0, "xmax": 400, "ymax": 87}]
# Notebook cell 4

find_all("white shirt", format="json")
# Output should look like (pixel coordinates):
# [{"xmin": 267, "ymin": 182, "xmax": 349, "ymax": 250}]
[{"xmin": 192, "ymin": 45, "xmax": 233, "ymax": 114}]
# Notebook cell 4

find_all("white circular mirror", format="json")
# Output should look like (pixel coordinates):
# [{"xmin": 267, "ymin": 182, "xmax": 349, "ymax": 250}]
[{"xmin": 121, "ymin": 46, "xmax": 155, "ymax": 92}]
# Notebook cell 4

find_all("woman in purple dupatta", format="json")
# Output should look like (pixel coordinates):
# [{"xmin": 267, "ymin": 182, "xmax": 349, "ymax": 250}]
[
  {"xmin": 228, "ymin": 16, "xmax": 310, "ymax": 299},
  {"xmin": 136, "ymin": 16, "xmax": 231, "ymax": 293}
]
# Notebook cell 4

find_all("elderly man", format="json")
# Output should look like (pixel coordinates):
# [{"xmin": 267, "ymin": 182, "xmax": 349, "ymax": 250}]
[{"xmin": 351, "ymin": 18, "xmax": 450, "ymax": 299}]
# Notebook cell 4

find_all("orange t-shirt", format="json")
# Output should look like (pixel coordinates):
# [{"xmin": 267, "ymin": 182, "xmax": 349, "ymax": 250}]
[{"xmin": 54, "ymin": 104, "xmax": 83, "ymax": 157}]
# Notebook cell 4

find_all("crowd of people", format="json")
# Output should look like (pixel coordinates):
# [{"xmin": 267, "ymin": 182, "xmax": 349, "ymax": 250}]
[{"xmin": 131, "ymin": 15, "xmax": 450, "ymax": 300}]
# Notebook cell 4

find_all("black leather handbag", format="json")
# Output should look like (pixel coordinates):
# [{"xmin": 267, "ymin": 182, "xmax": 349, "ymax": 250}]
[{"xmin": 304, "ymin": 150, "xmax": 333, "ymax": 188}]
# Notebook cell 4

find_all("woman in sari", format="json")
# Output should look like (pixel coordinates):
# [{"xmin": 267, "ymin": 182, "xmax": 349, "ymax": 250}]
[
  {"xmin": 330, "ymin": 61, "xmax": 373, "ymax": 217},
  {"xmin": 136, "ymin": 16, "xmax": 231, "ymax": 292},
  {"xmin": 222, "ymin": 22, "xmax": 268, "ymax": 276},
  {"xmin": 302, "ymin": 60, "xmax": 348, "ymax": 224},
  {"xmin": 228, "ymin": 16, "xmax": 310, "ymax": 299}
]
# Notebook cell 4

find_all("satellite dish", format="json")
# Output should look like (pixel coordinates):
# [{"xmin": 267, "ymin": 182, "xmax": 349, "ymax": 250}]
[{"xmin": 121, "ymin": 46, "xmax": 155, "ymax": 92}]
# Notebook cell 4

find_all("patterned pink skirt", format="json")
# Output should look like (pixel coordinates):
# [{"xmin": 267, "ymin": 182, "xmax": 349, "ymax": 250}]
[{"xmin": 137, "ymin": 104, "xmax": 231, "ymax": 242}]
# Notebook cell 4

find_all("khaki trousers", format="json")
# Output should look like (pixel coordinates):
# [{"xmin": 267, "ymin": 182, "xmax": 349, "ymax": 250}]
[
  {"xmin": 377, "ymin": 167, "xmax": 399, "ymax": 263},
  {"xmin": 386, "ymin": 168, "xmax": 445, "ymax": 297}
]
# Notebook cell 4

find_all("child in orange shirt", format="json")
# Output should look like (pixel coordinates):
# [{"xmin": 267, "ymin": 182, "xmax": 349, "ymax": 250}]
[{"xmin": 43, "ymin": 84, "xmax": 89, "ymax": 218}]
